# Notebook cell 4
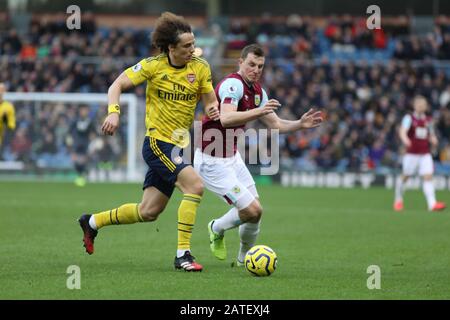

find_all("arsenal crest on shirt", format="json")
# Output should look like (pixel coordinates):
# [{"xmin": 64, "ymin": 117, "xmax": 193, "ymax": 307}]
[
  {"xmin": 254, "ymin": 94, "xmax": 261, "ymax": 106},
  {"xmin": 187, "ymin": 73, "xmax": 196, "ymax": 83}
]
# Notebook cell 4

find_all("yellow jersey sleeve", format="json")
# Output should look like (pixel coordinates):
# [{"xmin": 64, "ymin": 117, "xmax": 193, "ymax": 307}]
[
  {"xmin": 198, "ymin": 61, "xmax": 214, "ymax": 94},
  {"xmin": 124, "ymin": 58, "xmax": 156, "ymax": 86}
]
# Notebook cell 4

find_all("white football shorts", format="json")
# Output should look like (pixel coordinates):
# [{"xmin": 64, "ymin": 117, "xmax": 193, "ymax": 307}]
[
  {"xmin": 194, "ymin": 149, "xmax": 258, "ymax": 210},
  {"xmin": 402, "ymin": 153, "xmax": 434, "ymax": 176}
]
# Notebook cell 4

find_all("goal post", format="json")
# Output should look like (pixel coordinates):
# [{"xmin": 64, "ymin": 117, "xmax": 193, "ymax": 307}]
[{"xmin": 2, "ymin": 92, "xmax": 142, "ymax": 182}]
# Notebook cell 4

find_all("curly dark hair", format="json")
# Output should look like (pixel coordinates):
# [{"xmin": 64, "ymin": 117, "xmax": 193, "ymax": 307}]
[{"xmin": 151, "ymin": 12, "xmax": 192, "ymax": 54}]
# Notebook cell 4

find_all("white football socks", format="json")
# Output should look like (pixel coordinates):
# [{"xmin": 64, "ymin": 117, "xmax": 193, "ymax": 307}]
[
  {"xmin": 238, "ymin": 221, "xmax": 261, "ymax": 263},
  {"xmin": 395, "ymin": 177, "xmax": 405, "ymax": 202},
  {"xmin": 212, "ymin": 207, "xmax": 241, "ymax": 235},
  {"xmin": 89, "ymin": 215, "xmax": 97, "ymax": 230},
  {"xmin": 176, "ymin": 249, "xmax": 189, "ymax": 258},
  {"xmin": 211, "ymin": 206, "xmax": 261, "ymax": 262},
  {"xmin": 213, "ymin": 186, "xmax": 261, "ymax": 262},
  {"xmin": 423, "ymin": 180, "xmax": 436, "ymax": 210}
]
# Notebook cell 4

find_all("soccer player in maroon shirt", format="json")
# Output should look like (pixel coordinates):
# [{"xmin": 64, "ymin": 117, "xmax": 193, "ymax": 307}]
[
  {"xmin": 194, "ymin": 44, "xmax": 323, "ymax": 265},
  {"xmin": 394, "ymin": 95, "xmax": 446, "ymax": 212}
]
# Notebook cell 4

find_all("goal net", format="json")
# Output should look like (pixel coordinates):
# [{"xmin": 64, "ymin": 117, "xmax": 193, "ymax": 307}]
[{"xmin": 1, "ymin": 92, "xmax": 144, "ymax": 182}]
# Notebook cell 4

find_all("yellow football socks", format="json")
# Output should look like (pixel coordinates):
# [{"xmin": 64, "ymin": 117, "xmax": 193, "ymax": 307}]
[
  {"xmin": 177, "ymin": 194, "xmax": 202, "ymax": 250},
  {"xmin": 93, "ymin": 203, "xmax": 143, "ymax": 229}
]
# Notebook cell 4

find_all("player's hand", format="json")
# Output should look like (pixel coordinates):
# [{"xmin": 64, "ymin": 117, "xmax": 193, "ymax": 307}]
[
  {"xmin": 430, "ymin": 135, "xmax": 438, "ymax": 148},
  {"xmin": 206, "ymin": 103, "xmax": 220, "ymax": 121},
  {"xmin": 299, "ymin": 108, "xmax": 323, "ymax": 129},
  {"xmin": 403, "ymin": 138, "xmax": 411, "ymax": 148},
  {"xmin": 101, "ymin": 113, "xmax": 120, "ymax": 136},
  {"xmin": 261, "ymin": 99, "xmax": 281, "ymax": 115}
]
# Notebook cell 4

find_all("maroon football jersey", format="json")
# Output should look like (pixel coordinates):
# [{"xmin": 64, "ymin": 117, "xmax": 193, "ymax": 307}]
[
  {"xmin": 406, "ymin": 114, "xmax": 432, "ymax": 154},
  {"xmin": 201, "ymin": 73, "xmax": 264, "ymax": 157}
]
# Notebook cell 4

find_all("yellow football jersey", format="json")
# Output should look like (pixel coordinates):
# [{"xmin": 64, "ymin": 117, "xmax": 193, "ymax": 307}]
[
  {"xmin": 0, "ymin": 100, "xmax": 16, "ymax": 145},
  {"xmin": 125, "ymin": 53, "xmax": 213, "ymax": 147}
]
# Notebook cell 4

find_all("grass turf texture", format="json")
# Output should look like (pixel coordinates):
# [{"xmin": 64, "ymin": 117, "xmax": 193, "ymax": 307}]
[{"xmin": 1, "ymin": 181, "xmax": 450, "ymax": 299}]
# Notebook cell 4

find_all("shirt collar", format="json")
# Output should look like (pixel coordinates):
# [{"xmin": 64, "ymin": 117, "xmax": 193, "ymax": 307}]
[{"xmin": 167, "ymin": 54, "xmax": 186, "ymax": 69}]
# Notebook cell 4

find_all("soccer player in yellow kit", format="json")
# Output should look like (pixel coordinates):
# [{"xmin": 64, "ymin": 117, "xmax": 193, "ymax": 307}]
[
  {"xmin": 0, "ymin": 83, "xmax": 16, "ymax": 147},
  {"xmin": 78, "ymin": 12, "xmax": 219, "ymax": 272}
]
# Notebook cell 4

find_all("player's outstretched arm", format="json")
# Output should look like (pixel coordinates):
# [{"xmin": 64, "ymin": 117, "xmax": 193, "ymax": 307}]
[
  {"xmin": 261, "ymin": 108, "xmax": 323, "ymax": 133},
  {"xmin": 220, "ymin": 99, "xmax": 280, "ymax": 128},
  {"xmin": 102, "ymin": 72, "xmax": 135, "ymax": 136}
]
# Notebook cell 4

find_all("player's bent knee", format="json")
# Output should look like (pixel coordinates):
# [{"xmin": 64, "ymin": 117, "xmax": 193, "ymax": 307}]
[
  {"xmin": 140, "ymin": 210, "xmax": 161, "ymax": 222},
  {"xmin": 186, "ymin": 179, "xmax": 204, "ymax": 196},
  {"xmin": 194, "ymin": 180, "xmax": 205, "ymax": 195},
  {"xmin": 177, "ymin": 173, "xmax": 204, "ymax": 196},
  {"xmin": 252, "ymin": 203, "xmax": 263, "ymax": 222},
  {"xmin": 241, "ymin": 201, "xmax": 263, "ymax": 223},
  {"xmin": 138, "ymin": 204, "xmax": 165, "ymax": 222},
  {"xmin": 423, "ymin": 174, "xmax": 433, "ymax": 181}
]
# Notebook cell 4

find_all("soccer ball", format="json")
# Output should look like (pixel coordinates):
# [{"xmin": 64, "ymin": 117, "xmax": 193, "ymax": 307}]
[{"xmin": 244, "ymin": 245, "xmax": 277, "ymax": 277}]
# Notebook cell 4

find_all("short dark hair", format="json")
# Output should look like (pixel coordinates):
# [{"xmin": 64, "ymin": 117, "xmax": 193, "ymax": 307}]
[
  {"xmin": 241, "ymin": 44, "xmax": 265, "ymax": 59},
  {"xmin": 414, "ymin": 94, "xmax": 426, "ymax": 102},
  {"xmin": 151, "ymin": 12, "xmax": 192, "ymax": 54}
]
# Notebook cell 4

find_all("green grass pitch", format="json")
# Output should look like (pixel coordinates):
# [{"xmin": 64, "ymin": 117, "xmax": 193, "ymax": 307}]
[{"xmin": 1, "ymin": 181, "xmax": 450, "ymax": 299}]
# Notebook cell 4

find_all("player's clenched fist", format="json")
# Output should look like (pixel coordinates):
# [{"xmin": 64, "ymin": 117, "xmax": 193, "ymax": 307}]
[{"xmin": 101, "ymin": 113, "xmax": 120, "ymax": 136}]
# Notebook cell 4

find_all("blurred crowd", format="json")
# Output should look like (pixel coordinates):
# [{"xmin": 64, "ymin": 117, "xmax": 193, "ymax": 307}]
[
  {"xmin": 262, "ymin": 58, "xmax": 450, "ymax": 173},
  {"xmin": 227, "ymin": 14, "xmax": 450, "ymax": 61},
  {"xmin": 1, "ymin": 101, "xmax": 124, "ymax": 173},
  {"xmin": 1, "ymin": 14, "xmax": 450, "ymax": 174}
]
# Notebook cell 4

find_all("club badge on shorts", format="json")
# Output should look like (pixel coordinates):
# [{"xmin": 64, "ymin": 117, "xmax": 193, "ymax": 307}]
[
  {"xmin": 187, "ymin": 73, "xmax": 196, "ymax": 83},
  {"xmin": 255, "ymin": 94, "xmax": 261, "ymax": 106},
  {"xmin": 232, "ymin": 186, "xmax": 241, "ymax": 194},
  {"xmin": 173, "ymin": 156, "xmax": 183, "ymax": 165}
]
